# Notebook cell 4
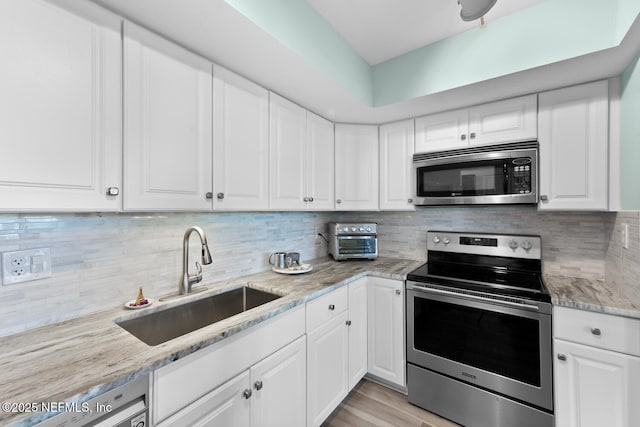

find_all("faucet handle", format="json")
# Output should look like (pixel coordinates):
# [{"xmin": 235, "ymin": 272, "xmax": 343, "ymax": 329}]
[
  {"xmin": 188, "ymin": 261, "xmax": 203, "ymax": 285},
  {"xmin": 195, "ymin": 261, "xmax": 203, "ymax": 275}
]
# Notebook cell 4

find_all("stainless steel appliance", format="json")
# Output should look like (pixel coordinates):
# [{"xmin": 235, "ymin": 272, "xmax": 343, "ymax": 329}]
[
  {"xmin": 412, "ymin": 141, "xmax": 538, "ymax": 205},
  {"xmin": 36, "ymin": 374, "xmax": 149, "ymax": 426},
  {"xmin": 406, "ymin": 231, "xmax": 553, "ymax": 427},
  {"xmin": 328, "ymin": 222, "xmax": 378, "ymax": 260}
]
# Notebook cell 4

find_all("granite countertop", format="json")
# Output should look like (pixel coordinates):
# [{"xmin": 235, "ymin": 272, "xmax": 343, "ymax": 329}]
[
  {"xmin": 545, "ymin": 274, "xmax": 640, "ymax": 320},
  {"xmin": 0, "ymin": 256, "xmax": 422, "ymax": 426}
]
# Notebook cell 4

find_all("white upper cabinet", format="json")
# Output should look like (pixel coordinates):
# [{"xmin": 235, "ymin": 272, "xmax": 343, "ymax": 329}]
[
  {"xmin": 0, "ymin": 0, "xmax": 122, "ymax": 212},
  {"xmin": 335, "ymin": 124, "xmax": 379, "ymax": 210},
  {"xmin": 379, "ymin": 120, "xmax": 415, "ymax": 211},
  {"xmin": 123, "ymin": 22, "xmax": 213, "ymax": 211},
  {"xmin": 415, "ymin": 94, "xmax": 537, "ymax": 153},
  {"xmin": 213, "ymin": 66, "xmax": 269, "ymax": 210},
  {"xmin": 538, "ymin": 81, "xmax": 609, "ymax": 210},
  {"xmin": 468, "ymin": 95, "xmax": 537, "ymax": 146},
  {"xmin": 269, "ymin": 94, "xmax": 334, "ymax": 210}
]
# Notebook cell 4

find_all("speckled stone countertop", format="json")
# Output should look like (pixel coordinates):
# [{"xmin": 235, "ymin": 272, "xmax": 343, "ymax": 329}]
[
  {"xmin": 545, "ymin": 274, "xmax": 640, "ymax": 319},
  {"xmin": 0, "ymin": 256, "xmax": 422, "ymax": 426}
]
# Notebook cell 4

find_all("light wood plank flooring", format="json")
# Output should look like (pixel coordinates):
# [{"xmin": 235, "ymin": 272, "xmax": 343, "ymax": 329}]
[{"xmin": 322, "ymin": 379, "xmax": 460, "ymax": 427}]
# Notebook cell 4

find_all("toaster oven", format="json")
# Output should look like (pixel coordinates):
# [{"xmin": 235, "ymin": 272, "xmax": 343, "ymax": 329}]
[{"xmin": 328, "ymin": 222, "xmax": 378, "ymax": 261}]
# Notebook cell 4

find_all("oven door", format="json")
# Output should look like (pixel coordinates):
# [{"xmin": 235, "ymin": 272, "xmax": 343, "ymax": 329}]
[
  {"xmin": 336, "ymin": 235, "xmax": 377, "ymax": 258},
  {"xmin": 406, "ymin": 282, "xmax": 553, "ymax": 411}
]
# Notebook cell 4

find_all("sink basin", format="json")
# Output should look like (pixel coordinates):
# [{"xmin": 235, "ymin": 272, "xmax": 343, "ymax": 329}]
[{"xmin": 116, "ymin": 286, "xmax": 281, "ymax": 346}]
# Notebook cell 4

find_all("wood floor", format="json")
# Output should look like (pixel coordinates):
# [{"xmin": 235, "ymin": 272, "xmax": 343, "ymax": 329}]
[{"xmin": 321, "ymin": 379, "xmax": 460, "ymax": 427}]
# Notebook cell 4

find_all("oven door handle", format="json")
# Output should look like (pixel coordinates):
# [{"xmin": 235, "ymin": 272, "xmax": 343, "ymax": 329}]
[{"xmin": 408, "ymin": 283, "xmax": 541, "ymax": 311}]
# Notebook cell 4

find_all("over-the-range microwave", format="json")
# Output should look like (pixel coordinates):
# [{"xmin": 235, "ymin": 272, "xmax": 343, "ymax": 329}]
[{"xmin": 412, "ymin": 141, "xmax": 538, "ymax": 206}]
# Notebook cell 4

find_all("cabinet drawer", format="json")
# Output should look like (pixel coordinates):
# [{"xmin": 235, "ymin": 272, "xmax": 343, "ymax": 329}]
[
  {"xmin": 306, "ymin": 286, "xmax": 348, "ymax": 332},
  {"xmin": 554, "ymin": 306, "xmax": 640, "ymax": 356}
]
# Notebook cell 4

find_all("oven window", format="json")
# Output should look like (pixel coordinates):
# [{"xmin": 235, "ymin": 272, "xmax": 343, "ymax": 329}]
[
  {"xmin": 414, "ymin": 297, "xmax": 541, "ymax": 386},
  {"xmin": 417, "ymin": 160, "xmax": 504, "ymax": 197},
  {"xmin": 338, "ymin": 237, "xmax": 376, "ymax": 255}
]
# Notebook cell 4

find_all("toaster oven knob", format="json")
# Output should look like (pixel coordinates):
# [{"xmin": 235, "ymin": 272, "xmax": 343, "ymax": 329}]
[
  {"xmin": 521, "ymin": 240, "xmax": 533, "ymax": 251},
  {"xmin": 433, "ymin": 236, "xmax": 441, "ymax": 244},
  {"xmin": 366, "ymin": 226, "xmax": 372, "ymax": 232},
  {"xmin": 508, "ymin": 239, "xmax": 519, "ymax": 250},
  {"xmin": 351, "ymin": 226, "xmax": 357, "ymax": 232},
  {"xmin": 443, "ymin": 237, "xmax": 450, "ymax": 244},
  {"xmin": 359, "ymin": 226, "xmax": 365, "ymax": 232}
]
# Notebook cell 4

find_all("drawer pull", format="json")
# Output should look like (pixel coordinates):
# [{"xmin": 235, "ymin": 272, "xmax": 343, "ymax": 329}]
[
  {"xmin": 591, "ymin": 327, "xmax": 602, "ymax": 336},
  {"xmin": 243, "ymin": 389, "xmax": 252, "ymax": 399},
  {"xmin": 395, "ymin": 289, "xmax": 401, "ymax": 295},
  {"xmin": 346, "ymin": 320, "xmax": 352, "ymax": 326},
  {"xmin": 557, "ymin": 354, "xmax": 567, "ymax": 361},
  {"xmin": 328, "ymin": 304, "xmax": 335, "ymax": 311},
  {"xmin": 254, "ymin": 380, "xmax": 263, "ymax": 391}
]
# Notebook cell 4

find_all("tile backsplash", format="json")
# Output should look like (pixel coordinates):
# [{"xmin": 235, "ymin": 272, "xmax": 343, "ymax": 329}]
[
  {"xmin": 605, "ymin": 211, "xmax": 640, "ymax": 288},
  {"xmin": 0, "ymin": 206, "xmax": 628, "ymax": 336}
]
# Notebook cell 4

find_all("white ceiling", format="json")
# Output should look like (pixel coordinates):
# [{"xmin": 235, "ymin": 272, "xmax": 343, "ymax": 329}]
[
  {"xmin": 88, "ymin": 0, "xmax": 639, "ymax": 123},
  {"xmin": 307, "ymin": 0, "xmax": 547, "ymax": 65}
]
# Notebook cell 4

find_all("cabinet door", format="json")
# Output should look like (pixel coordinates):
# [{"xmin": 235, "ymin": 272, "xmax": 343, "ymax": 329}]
[
  {"xmin": 269, "ymin": 93, "xmax": 307, "ymax": 210},
  {"xmin": 367, "ymin": 278, "xmax": 405, "ymax": 387},
  {"xmin": 307, "ymin": 311, "xmax": 349, "ymax": 427},
  {"xmin": 554, "ymin": 339, "xmax": 640, "ymax": 427},
  {"xmin": 335, "ymin": 124, "xmax": 379, "ymax": 210},
  {"xmin": 468, "ymin": 94, "xmax": 537, "ymax": 146},
  {"xmin": 157, "ymin": 371, "xmax": 251, "ymax": 427},
  {"xmin": 538, "ymin": 81, "xmax": 608, "ymax": 210},
  {"xmin": 306, "ymin": 112, "xmax": 335, "ymax": 210},
  {"xmin": 213, "ymin": 66, "xmax": 269, "ymax": 210},
  {"xmin": 348, "ymin": 279, "xmax": 368, "ymax": 390},
  {"xmin": 414, "ymin": 109, "xmax": 468, "ymax": 153},
  {"xmin": 0, "ymin": 0, "xmax": 122, "ymax": 212},
  {"xmin": 251, "ymin": 336, "xmax": 306, "ymax": 427},
  {"xmin": 379, "ymin": 120, "xmax": 415, "ymax": 211},
  {"xmin": 123, "ymin": 22, "xmax": 213, "ymax": 211}
]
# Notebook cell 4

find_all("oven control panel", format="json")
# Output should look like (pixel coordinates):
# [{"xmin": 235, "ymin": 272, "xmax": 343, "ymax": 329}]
[{"xmin": 428, "ymin": 231, "xmax": 541, "ymax": 259}]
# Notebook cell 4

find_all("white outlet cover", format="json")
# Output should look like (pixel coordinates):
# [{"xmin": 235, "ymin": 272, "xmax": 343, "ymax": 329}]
[{"xmin": 2, "ymin": 248, "xmax": 52, "ymax": 285}]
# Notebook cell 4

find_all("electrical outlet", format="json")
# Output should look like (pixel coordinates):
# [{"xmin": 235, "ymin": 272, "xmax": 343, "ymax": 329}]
[{"xmin": 2, "ymin": 248, "xmax": 52, "ymax": 285}]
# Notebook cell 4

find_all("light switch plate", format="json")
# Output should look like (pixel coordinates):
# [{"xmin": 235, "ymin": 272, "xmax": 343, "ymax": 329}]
[{"xmin": 2, "ymin": 248, "xmax": 52, "ymax": 285}]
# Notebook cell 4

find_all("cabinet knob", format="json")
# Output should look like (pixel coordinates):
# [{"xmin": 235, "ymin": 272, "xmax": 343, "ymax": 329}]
[
  {"xmin": 540, "ymin": 195, "xmax": 548, "ymax": 202},
  {"xmin": 557, "ymin": 354, "xmax": 567, "ymax": 361},
  {"xmin": 336, "ymin": 199, "xmax": 342, "ymax": 204},
  {"xmin": 106, "ymin": 187, "xmax": 119, "ymax": 196},
  {"xmin": 460, "ymin": 134, "xmax": 467, "ymax": 141},
  {"xmin": 309, "ymin": 197, "xmax": 314, "ymax": 202},
  {"xmin": 346, "ymin": 320, "xmax": 352, "ymax": 326},
  {"xmin": 328, "ymin": 304, "xmax": 335, "ymax": 311},
  {"xmin": 591, "ymin": 327, "xmax": 602, "ymax": 336},
  {"xmin": 254, "ymin": 380, "xmax": 263, "ymax": 391},
  {"xmin": 470, "ymin": 132, "xmax": 476, "ymax": 139},
  {"xmin": 395, "ymin": 289, "xmax": 401, "ymax": 295},
  {"xmin": 205, "ymin": 192, "xmax": 213, "ymax": 199},
  {"xmin": 217, "ymin": 192, "xmax": 225, "ymax": 200},
  {"xmin": 243, "ymin": 389, "xmax": 252, "ymax": 399},
  {"xmin": 303, "ymin": 197, "xmax": 309, "ymax": 202},
  {"xmin": 408, "ymin": 198, "xmax": 413, "ymax": 203}
]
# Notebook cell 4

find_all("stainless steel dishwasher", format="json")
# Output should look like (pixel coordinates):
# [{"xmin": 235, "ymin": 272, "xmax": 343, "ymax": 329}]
[{"xmin": 35, "ymin": 374, "xmax": 149, "ymax": 427}]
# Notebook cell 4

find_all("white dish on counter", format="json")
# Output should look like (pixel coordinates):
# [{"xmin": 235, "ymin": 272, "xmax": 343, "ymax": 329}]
[
  {"xmin": 272, "ymin": 264, "xmax": 313, "ymax": 275},
  {"xmin": 125, "ymin": 298, "xmax": 154, "ymax": 309}
]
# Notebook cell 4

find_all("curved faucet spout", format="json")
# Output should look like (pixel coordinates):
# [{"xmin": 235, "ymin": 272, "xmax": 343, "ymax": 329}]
[{"xmin": 180, "ymin": 226, "xmax": 213, "ymax": 295}]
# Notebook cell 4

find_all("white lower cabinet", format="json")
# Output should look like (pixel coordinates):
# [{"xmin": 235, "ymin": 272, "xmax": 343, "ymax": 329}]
[
  {"xmin": 306, "ymin": 280, "xmax": 368, "ymax": 427},
  {"xmin": 153, "ymin": 306, "xmax": 305, "ymax": 425},
  {"xmin": 367, "ymin": 277, "xmax": 405, "ymax": 388},
  {"xmin": 553, "ymin": 307, "xmax": 640, "ymax": 427}
]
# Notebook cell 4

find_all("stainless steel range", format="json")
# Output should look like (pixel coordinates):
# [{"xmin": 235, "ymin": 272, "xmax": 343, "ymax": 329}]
[{"xmin": 406, "ymin": 231, "xmax": 553, "ymax": 427}]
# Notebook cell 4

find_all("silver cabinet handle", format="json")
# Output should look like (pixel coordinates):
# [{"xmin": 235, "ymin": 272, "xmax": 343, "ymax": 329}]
[
  {"xmin": 395, "ymin": 289, "xmax": 401, "ymax": 295},
  {"xmin": 460, "ymin": 134, "xmax": 467, "ymax": 141},
  {"xmin": 591, "ymin": 328, "xmax": 602, "ymax": 336},
  {"xmin": 205, "ymin": 192, "xmax": 213, "ymax": 199},
  {"xmin": 106, "ymin": 187, "xmax": 120, "ymax": 196},
  {"xmin": 336, "ymin": 199, "xmax": 342, "ymax": 204},
  {"xmin": 217, "ymin": 192, "xmax": 224, "ymax": 200},
  {"xmin": 540, "ymin": 195, "xmax": 548, "ymax": 201},
  {"xmin": 328, "ymin": 304, "xmax": 335, "ymax": 311},
  {"xmin": 254, "ymin": 380, "xmax": 263, "ymax": 391},
  {"xmin": 243, "ymin": 389, "xmax": 252, "ymax": 399},
  {"xmin": 346, "ymin": 320, "xmax": 352, "ymax": 326},
  {"xmin": 470, "ymin": 132, "xmax": 476, "ymax": 139},
  {"xmin": 557, "ymin": 354, "xmax": 567, "ymax": 361}
]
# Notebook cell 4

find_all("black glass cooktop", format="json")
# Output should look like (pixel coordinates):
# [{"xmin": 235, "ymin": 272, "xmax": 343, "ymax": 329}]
[{"xmin": 407, "ymin": 251, "xmax": 551, "ymax": 303}]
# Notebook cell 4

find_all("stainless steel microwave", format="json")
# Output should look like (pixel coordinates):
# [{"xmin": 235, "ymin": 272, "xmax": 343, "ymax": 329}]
[{"xmin": 412, "ymin": 141, "xmax": 538, "ymax": 206}]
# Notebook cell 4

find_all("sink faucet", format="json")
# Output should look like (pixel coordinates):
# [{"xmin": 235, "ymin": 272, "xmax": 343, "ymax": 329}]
[{"xmin": 179, "ymin": 226, "xmax": 213, "ymax": 295}]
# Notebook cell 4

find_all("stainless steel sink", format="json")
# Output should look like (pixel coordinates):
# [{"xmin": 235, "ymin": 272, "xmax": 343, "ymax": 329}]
[{"xmin": 116, "ymin": 286, "xmax": 281, "ymax": 346}]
